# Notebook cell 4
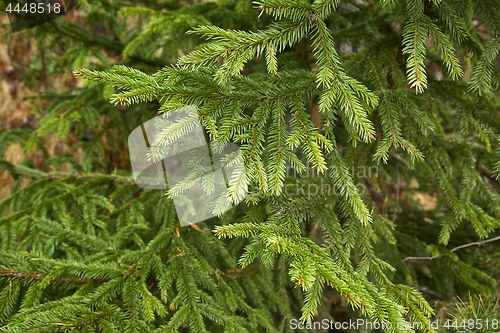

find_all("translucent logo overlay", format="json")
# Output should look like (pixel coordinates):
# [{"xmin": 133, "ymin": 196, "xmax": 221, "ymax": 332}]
[{"xmin": 128, "ymin": 106, "xmax": 248, "ymax": 227}]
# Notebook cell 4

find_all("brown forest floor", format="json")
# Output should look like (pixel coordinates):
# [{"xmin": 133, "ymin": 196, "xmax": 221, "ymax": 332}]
[{"xmin": 0, "ymin": 14, "xmax": 73, "ymax": 200}]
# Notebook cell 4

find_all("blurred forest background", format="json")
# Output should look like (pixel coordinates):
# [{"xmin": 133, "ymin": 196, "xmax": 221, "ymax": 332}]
[{"xmin": 0, "ymin": 9, "xmax": 81, "ymax": 199}]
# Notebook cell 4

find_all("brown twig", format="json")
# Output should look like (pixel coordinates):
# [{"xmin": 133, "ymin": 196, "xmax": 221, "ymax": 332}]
[{"xmin": 403, "ymin": 235, "xmax": 500, "ymax": 262}]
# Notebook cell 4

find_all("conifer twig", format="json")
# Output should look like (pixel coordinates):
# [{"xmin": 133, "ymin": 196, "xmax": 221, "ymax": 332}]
[
  {"xmin": 403, "ymin": 235, "xmax": 500, "ymax": 261},
  {"xmin": 0, "ymin": 270, "xmax": 103, "ymax": 284}
]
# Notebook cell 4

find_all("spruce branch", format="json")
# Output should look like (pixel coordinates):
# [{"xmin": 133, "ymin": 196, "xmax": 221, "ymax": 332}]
[{"xmin": 0, "ymin": 270, "xmax": 101, "ymax": 284}]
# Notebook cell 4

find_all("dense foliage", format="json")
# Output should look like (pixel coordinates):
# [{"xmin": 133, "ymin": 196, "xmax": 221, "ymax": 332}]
[{"xmin": 1, "ymin": 0, "xmax": 500, "ymax": 332}]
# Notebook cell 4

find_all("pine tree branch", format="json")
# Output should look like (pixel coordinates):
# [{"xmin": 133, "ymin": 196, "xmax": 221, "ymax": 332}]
[
  {"xmin": 46, "ymin": 19, "xmax": 166, "ymax": 68},
  {"xmin": 47, "ymin": 312, "xmax": 111, "ymax": 331},
  {"xmin": 0, "ymin": 160, "xmax": 135, "ymax": 183},
  {"xmin": 0, "ymin": 269, "xmax": 103, "ymax": 284}
]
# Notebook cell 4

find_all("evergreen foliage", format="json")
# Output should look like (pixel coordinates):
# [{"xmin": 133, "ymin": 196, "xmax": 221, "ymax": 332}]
[{"xmin": 0, "ymin": 0, "xmax": 500, "ymax": 332}]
